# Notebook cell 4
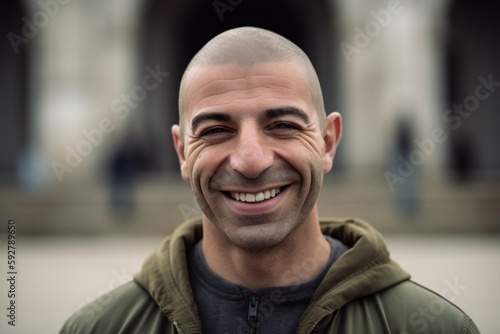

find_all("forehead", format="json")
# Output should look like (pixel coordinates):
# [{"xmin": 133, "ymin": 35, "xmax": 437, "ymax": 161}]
[{"xmin": 182, "ymin": 62, "xmax": 315, "ymax": 123}]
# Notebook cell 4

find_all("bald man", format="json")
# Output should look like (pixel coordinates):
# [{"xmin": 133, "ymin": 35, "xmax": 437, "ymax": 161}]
[{"xmin": 60, "ymin": 27, "xmax": 480, "ymax": 334}]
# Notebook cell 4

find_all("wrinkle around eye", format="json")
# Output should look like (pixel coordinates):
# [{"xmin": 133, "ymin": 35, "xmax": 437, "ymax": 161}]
[{"xmin": 299, "ymin": 131, "xmax": 324, "ymax": 155}]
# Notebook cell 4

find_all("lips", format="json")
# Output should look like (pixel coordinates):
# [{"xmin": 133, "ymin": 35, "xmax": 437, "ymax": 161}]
[{"xmin": 228, "ymin": 187, "xmax": 282, "ymax": 203}]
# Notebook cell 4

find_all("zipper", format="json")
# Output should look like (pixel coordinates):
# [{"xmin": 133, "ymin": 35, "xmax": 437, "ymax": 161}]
[
  {"xmin": 172, "ymin": 320, "xmax": 183, "ymax": 334},
  {"xmin": 247, "ymin": 295, "xmax": 260, "ymax": 334}
]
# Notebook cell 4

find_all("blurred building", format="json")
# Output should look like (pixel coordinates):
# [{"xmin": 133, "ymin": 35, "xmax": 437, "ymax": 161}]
[
  {"xmin": 0, "ymin": 0, "xmax": 499, "ymax": 233},
  {"xmin": 2, "ymin": 0, "xmax": 500, "ymax": 185}
]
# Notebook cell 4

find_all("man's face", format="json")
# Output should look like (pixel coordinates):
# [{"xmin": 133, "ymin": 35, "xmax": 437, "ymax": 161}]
[{"xmin": 173, "ymin": 61, "xmax": 341, "ymax": 249}]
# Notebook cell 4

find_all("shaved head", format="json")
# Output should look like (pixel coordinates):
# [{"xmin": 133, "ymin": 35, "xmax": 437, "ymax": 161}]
[{"xmin": 178, "ymin": 27, "xmax": 326, "ymax": 133}]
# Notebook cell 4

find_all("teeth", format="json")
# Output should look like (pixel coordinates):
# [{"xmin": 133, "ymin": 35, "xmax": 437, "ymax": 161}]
[
  {"xmin": 230, "ymin": 188, "xmax": 282, "ymax": 203},
  {"xmin": 255, "ymin": 192, "xmax": 265, "ymax": 202}
]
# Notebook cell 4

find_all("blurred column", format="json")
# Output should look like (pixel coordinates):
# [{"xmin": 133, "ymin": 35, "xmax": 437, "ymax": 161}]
[
  {"xmin": 336, "ymin": 0, "xmax": 451, "ymax": 179},
  {"xmin": 25, "ymin": 0, "xmax": 142, "ymax": 186}
]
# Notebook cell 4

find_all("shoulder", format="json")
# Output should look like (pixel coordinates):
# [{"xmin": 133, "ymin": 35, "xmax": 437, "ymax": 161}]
[
  {"xmin": 329, "ymin": 280, "xmax": 480, "ymax": 333},
  {"xmin": 59, "ymin": 281, "xmax": 171, "ymax": 334}
]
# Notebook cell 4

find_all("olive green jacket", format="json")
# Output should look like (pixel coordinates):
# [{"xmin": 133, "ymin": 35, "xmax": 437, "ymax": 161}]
[{"xmin": 60, "ymin": 217, "xmax": 480, "ymax": 333}]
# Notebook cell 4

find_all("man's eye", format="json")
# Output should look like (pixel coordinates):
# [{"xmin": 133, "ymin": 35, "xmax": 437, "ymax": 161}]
[
  {"xmin": 268, "ymin": 122, "xmax": 300, "ymax": 131},
  {"xmin": 200, "ymin": 127, "xmax": 230, "ymax": 137}
]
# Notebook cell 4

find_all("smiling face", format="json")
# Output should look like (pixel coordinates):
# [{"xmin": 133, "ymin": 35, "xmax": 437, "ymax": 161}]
[{"xmin": 172, "ymin": 61, "xmax": 341, "ymax": 249}]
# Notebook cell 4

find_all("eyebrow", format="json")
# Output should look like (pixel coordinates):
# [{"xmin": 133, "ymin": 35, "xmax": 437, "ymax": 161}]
[
  {"xmin": 191, "ymin": 112, "xmax": 232, "ymax": 134},
  {"xmin": 190, "ymin": 106, "xmax": 310, "ymax": 134}
]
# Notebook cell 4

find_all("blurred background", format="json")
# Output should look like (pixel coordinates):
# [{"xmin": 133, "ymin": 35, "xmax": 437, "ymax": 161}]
[{"xmin": 0, "ymin": 0, "xmax": 499, "ymax": 333}]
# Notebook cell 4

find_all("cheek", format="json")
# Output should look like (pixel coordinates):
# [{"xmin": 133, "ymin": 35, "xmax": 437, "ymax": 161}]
[
  {"xmin": 279, "ymin": 136, "xmax": 324, "ymax": 169},
  {"xmin": 188, "ymin": 146, "xmax": 227, "ymax": 184},
  {"xmin": 286, "ymin": 144, "xmax": 324, "ymax": 189},
  {"xmin": 301, "ymin": 133, "xmax": 325, "ymax": 156}
]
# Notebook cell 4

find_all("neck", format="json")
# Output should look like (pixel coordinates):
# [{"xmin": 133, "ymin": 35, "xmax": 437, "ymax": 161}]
[{"xmin": 201, "ymin": 213, "xmax": 330, "ymax": 291}]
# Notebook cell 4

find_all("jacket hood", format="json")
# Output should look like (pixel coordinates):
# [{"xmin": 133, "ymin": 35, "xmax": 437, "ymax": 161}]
[
  {"xmin": 134, "ymin": 218, "xmax": 204, "ymax": 333},
  {"xmin": 296, "ymin": 218, "xmax": 410, "ymax": 332},
  {"xmin": 134, "ymin": 217, "xmax": 410, "ymax": 333}
]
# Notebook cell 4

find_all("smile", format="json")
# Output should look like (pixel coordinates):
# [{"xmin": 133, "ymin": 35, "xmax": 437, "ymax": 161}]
[{"xmin": 228, "ymin": 187, "xmax": 282, "ymax": 203}]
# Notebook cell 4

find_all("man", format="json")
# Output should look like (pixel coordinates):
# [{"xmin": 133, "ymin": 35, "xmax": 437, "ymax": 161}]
[{"xmin": 60, "ymin": 27, "xmax": 480, "ymax": 333}]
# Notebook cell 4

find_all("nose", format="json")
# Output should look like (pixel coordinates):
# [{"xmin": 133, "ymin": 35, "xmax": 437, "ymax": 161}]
[{"xmin": 230, "ymin": 124, "xmax": 274, "ymax": 179}]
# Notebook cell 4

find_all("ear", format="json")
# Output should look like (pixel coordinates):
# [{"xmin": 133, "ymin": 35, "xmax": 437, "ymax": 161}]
[
  {"xmin": 171, "ymin": 125, "xmax": 190, "ymax": 182},
  {"xmin": 322, "ymin": 112, "xmax": 342, "ymax": 173}
]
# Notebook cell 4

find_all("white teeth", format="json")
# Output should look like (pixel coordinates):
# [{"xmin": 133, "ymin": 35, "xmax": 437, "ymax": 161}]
[{"xmin": 230, "ymin": 188, "xmax": 282, "ymax": 203}]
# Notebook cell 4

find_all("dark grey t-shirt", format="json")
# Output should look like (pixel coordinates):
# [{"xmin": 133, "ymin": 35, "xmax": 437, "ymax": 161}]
[{"xmin": 188, "ymin": 237, "xmax": 348, "ymax": 334}]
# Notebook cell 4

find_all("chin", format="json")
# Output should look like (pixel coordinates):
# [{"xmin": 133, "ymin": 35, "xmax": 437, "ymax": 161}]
[{"xmin": 225, "ymin": 223, "xmax": 292, "ymax": 249}]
